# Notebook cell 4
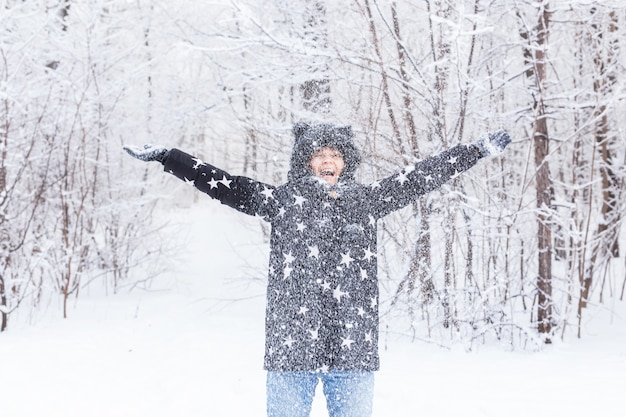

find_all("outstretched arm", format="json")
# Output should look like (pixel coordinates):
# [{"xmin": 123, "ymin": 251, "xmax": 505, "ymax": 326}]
[
  {"xmin": 124, "ymin": 145, "xmax": 273, "ymax": 217},
  {"xmin": 369, "ymin": 130, "xmax": 511, "ymax": 217}
]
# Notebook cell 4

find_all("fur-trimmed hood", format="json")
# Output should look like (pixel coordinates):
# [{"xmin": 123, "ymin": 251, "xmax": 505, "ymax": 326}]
[{"xmin": 288, "ymin": 122, "xmax": 361, "ymax": 183}]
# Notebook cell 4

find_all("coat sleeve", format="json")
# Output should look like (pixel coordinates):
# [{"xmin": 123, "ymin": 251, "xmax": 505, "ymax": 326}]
[
  {"xmin": 163, "ymin": 148, "xmax": 275, "ymax": 218},
  {"xmin": 369, "ymin": 143, "xmax": 484, "ymax": 218}
]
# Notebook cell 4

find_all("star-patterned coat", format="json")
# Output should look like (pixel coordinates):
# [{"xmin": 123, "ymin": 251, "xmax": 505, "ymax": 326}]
[{"xmin": 162, "ymin": 125, "xmax": 485, "ymax": 372}]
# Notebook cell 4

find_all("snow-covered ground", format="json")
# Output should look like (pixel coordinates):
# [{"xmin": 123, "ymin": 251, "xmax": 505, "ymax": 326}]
[{"xmin": 2, "ymin": 203, "xmax": 625, "ymax": 417}]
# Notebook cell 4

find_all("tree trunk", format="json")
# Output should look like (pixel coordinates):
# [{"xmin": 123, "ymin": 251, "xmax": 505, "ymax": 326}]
[
  {"xmin": 520, "ymin": 2, "xmax": 553, "ymax": 341},
  {"xmin": 581, "ymin": 9, "xmax": 620, "ymax": 311},
  {"xmin": 299, "ymin": 0, "xmax": 331, "ymax": 114},
  {"xmin": 389, "ymin": 2, "xmax": 434, "ymax": 305}
]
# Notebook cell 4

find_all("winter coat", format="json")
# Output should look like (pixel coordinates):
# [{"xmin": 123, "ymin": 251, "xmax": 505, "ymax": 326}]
[{"xmin": 162, "ymin": 123, "xmax": 485, "ymax": 372}]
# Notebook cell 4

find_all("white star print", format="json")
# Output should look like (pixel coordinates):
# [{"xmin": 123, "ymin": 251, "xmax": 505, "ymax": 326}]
[
  {"xmin": 333, "ymin": 285, "xmax": 349, "ymax": 303},
  {"xmin": 320, "ymin": 280, "xmax": 331, "ymax": 291},
  {"xmin": 370, "ymin": 180, "xmax": 381, "ymax": 189},
  {"xmin": 448, "ymin": 156, "xmax": 458, "ymax": 164},
  {"xmin": 362, "ymin": 247, "xmax": 376, "ymax": 261},
  {"xmin": 309, "ymin": 327, "xmax": 320, "ymax": 340},
  {"xmin": 218, "ymin": 175, "xmax": 232, "ymax": 188},
  {"xmin": 357, "ymin": 307, "xmax": 366, "ymax": 317},
  {"xmin": 277, "ymin": 207, "xmax": 286, "ymax": 217},
  {"xmin": 360, "ymin": 268, "xmax": 368, "ymax": 280},
  {"xmin": 368, "ymin": 215, "xmax": 376, "ymax": 227},
  {"xmin": 208, "ymin": 177, "xmax": 219, "ymax": 189},
  {"xmin": 293, "ymin": 195, "xmax": 307, "ymax": 208},
  {"xmin": 424, "ymin": 174, "xmax": 433, "ymax": 182},
  {"xmin": 191, "ymin": 157, "xmax": 205, "ymax": 169},
  {"xmin": 364, "ymin": 331, "xmax": 373, "ymax": 343},
  {"xmin": 318, "ymin": 364, "xmax": 330, "ymax": 373},
  {"xmin": 341, "ymin": 336, "xmax": 356, "ymax": 349},
  {"xmin": 308, "ymin": 245, "xmax": 319, "ymax": 259},
  {"xmin": 183, "ymin": 177, "xmax": 194, "ymax": 186},
  {"xmin": 283, "ymin": 252, "xmax": 295, "ymax": 264},
  {"xmin": 284, "ymin": 266, "xmax": 293, "ymax": 279},
  {"xmin": 296, "ymin": 222, "xmax": 306, "ymax": 232},
  {"xmin": 261, "ymin": 186, "xmax": 274, "ymax": 200},
  {"xmin": 395, "ymin": 171, "xmax": 409, "ymax": 185},
  {"xmin": 298, "ymin": 306, "xmax": 309, "ymax": 315},
  {"xmin": 340, "ymin": 251, "xmax": 354, "ymax": 267},
  {"xmin": 370, "ymin": 297, "xmax": 377, "ymax": 308},
  {"xmin": 282, "ymin": 335, "xmax": 295, "ymax": 348}
]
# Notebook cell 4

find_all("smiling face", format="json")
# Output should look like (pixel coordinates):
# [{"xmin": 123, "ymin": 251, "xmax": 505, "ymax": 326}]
[{"xmin": 309, "ymin": 147, "xmax": 345, "ymax": 186}]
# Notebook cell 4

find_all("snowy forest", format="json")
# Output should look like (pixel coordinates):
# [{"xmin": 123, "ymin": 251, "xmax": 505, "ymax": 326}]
[{"xmin": 1, "ymin": 0, "xmax": 625, "ymax": 350}]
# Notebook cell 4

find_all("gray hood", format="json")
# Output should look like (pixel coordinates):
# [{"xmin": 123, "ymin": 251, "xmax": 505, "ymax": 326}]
[{"xmin": 287, "ymin": 122, "xmax": 361, "ymax": 183}]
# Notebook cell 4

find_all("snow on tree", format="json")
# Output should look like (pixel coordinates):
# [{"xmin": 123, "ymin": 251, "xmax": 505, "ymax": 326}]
[{"xmin": 1, "ymin": 0, "xmax": 625, "ymax": 349}]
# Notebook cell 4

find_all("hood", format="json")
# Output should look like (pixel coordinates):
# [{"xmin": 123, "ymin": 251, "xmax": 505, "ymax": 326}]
[{"xmin": 287, "ymin": 122, "xmax": 361, "ymax": 183}]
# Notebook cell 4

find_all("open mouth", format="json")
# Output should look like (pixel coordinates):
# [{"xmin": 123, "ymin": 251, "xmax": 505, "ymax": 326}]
[{"xmin": 320, "ymin": 170, "xmax": 335, "ymax": 177}]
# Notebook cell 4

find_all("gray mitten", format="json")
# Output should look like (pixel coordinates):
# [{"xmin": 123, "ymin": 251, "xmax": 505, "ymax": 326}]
[
  {"xmin": 475, "ymin": 130, "xmax": 511, "ymax": 156},
  {"xmin": 123, "ymin": 144, "xmax": 169, "ymax": 163}
]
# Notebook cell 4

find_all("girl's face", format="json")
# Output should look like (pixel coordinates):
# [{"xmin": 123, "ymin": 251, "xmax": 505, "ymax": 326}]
[{"xmin": 309, "ymin": 147, "xmax": 345, "ymax": 186}]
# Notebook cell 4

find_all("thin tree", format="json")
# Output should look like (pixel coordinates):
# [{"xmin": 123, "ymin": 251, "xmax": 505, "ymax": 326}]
[{"xmin": 519, "ymin": 1, "xmax": 553, "ymax": 341}]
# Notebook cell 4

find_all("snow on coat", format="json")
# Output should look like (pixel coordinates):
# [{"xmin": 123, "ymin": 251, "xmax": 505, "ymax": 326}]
[{"xmin": 163, "ymin": 123, "xmax": 485, "ymax": 372}]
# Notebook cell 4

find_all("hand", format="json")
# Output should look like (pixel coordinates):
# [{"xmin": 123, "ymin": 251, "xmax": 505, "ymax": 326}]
[
  {"xmin": 476, "ymin": 130, "xmax": 511, "ymax": 156},
  {"xmin": 123, "ymin": 144, "xmax": 169, "ymax": 163}
]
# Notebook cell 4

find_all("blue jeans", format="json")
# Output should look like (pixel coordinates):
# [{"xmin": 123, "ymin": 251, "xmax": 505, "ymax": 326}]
[{"xmin": 266, "ymin": 370, "xmax": 374, "ymax": 417}]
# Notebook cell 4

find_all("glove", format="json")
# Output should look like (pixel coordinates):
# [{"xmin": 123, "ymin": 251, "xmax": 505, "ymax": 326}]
[
  {"xmin": 123, "ymin": 144, "xmax": 169, "ymax": 163},
  {"xmin": 475, "ymin": 130, "xmax": 511, "ymax": 156}
]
